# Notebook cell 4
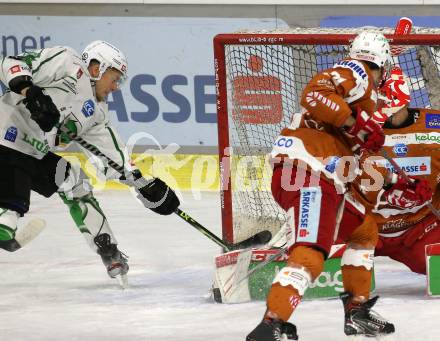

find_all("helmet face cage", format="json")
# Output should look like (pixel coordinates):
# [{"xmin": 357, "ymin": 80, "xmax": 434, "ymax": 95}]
[
  {"xmin": 82, "ymin": 40, "xmax": 128, "ymax": 87},
  {"xmin": 349, "ymin": 32, "xmax": 391, "ymax": 69}
]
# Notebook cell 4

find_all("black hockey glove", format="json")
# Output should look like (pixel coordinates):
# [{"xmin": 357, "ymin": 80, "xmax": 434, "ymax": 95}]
[
  {"xmin": 23, "ymin": 85, "xmax": 60, "ymax": 132},
  {"xmin": 121, "ymin": 171, "xmax": 180, "ymax": 215},
  {"xmin": 137, "ymin": 177, "xmax": 180, "ymax": 215}
]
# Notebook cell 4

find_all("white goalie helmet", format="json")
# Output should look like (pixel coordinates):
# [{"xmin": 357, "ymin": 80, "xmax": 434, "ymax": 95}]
[
  {"xmin": 349, "ymin": 31, "xmax": 391, "ymax": 68},
  {"xmin": 82, "ymin": 40, "xmax": 128, "ymax": 84}
]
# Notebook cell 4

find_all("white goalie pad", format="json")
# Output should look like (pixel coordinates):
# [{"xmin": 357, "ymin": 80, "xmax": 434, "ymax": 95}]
[
  {"xmin": 213, "ymin": 250, "xmax": 252, "ymax": 304},
  {"xmin": 213, "ymin": 248, "xmax": 289, "ymax": 304},
  {"xmin": 266, "ymin": 207, "xmax": 295, "ymax": 249}
]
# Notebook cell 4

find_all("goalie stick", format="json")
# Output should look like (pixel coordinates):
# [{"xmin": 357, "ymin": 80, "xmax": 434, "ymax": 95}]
[
  {"xmin": 390, "ymin": 17, "xmax": 412, "ymax": 56},
  {"xmin": 57, "ymin": 125, "xmax": 271, "ymax": 252}
]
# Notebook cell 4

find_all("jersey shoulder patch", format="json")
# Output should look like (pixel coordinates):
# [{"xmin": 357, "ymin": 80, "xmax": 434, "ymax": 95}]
[
  {"xmin": 332, "ymin": 59, "xmax": 371, "ymax": 103},
  {"xmin": 334, "ymin": 59, "xmax": 368, "ymax": 81},
  {"xmin": 81, "ymin": 99, "xmax": 95, "ymax": 117}
]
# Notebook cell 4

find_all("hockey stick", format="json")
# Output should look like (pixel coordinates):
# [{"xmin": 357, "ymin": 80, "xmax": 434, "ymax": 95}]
[
  {"xmin": 390, "ymin": 17, "xmax": 413, "ymax": 56},
  {"xmin": 380, "ymin": 148, "xmax": 440, "ymax": 220},
  {"xmin": 175, "ymin": 208, "xmax": 271, "ymax": 251},
  {"xmin": 57, "ymin": 125, "xmax": 271, "ymax": 252},
  {"xmin": 0, "ymin": 218, "xmax": 46, "ymax": 251},
  {"xmin": 16, "ymin": 218, "xmax": 46, "ymax": 247}
]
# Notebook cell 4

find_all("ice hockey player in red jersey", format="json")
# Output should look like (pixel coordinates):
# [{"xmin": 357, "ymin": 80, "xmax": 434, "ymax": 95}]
[
  {"xmin": 246, "ymin": 31, "xmax": 394, "ymax": 341},
  {"xmin": 359, "ymin": 108, "xmax": 438, "ymax": 274},
  {"xmin": 348, "ymin": 66, "xmax": 438, "ymax": 275}
]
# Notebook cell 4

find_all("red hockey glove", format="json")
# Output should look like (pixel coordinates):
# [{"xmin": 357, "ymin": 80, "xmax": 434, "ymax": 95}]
[
  {"xmin": 378, "ymin": 66, "xmax": 410, "ymax": 117},
  {"xmin": 383, "ymin": 175, "xmax": 433, "ymax": 209},
  {"xmin": 344, "ymin": 108, "xmax": 385, "ymax": 152}
]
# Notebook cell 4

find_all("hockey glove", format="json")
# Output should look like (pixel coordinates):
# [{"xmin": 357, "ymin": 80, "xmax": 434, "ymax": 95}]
[
  {"xmin": 23, "ymin": 85, "xmax": 60, "ymax": 132},
  {"xmin": 371, "ymin": 67, "xmax": 410, "ymax": 125},
  {"xmin": 344, "ymin": 107, "xmax": 385, "ymax": 152},
  {"xmin": 55, "ymin": 119, "xmax": 78, "ymax": 146},
  {"xmin": 383, "ymin": 175, "xmax": 433, "ymax": 209},
  {"xmin": 121, "ymin": 171, "xmax": 180, "ymax": 215},
  {"xmin": 379, "ymin": 66, "xmax": 410, "ymax": 117}
]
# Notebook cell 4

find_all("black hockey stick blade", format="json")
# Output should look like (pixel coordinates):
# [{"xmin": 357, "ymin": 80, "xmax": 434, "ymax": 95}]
[{"xmin": 229, "ymin": 230, "xmax": 272, "ymax": 250}]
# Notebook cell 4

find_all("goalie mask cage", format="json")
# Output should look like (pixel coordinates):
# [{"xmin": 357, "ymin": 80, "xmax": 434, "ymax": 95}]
[{"xmin": 214, "ymin": 27, "xmax": 440, "ymax": 246}]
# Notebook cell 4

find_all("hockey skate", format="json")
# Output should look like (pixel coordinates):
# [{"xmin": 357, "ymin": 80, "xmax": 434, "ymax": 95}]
[
  {"xmin": 246, "ymin": 318, "xmax": 298, "ymax": 341},
  {"xmin": 340, "ymin": 292, "xmax": 395, "ymax": 337},
  {"xmin": 94, "ymin": 233, "xmax": 129, "ymax": 288}
]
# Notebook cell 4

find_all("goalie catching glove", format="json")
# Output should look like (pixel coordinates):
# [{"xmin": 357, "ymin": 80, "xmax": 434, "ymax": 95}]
[
  {"xmin": 383, "ymin": 174, "xmax": 433, "ymax": 209},
  {"xmin": 121, "ymin": 170, "xmax": 180, "ymax": 215},
  {"xmin": 344, "ymin": 107, "xmax": 385, "ymax": 152},
  {"xmin": 23, "ymin": 85, "xmax": 60, "ymax": 132},
  {"xmin": 380, "ymin": 66, "xmax": 410, "ymax": 114},
  {"xmin": 373, "ymin": 66, "xmax": 411, "ymax": 124}
]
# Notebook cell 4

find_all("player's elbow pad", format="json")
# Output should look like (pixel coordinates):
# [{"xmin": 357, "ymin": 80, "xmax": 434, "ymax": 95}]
[{"xmin": 8, "ymin": 75, "xmax": 33, "ymax": 95}]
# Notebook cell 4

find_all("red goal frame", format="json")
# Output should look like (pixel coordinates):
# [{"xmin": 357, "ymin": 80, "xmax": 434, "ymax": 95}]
[{"xmin": 214, "ymin": 32, "xmax": 440, "ymax": 245}]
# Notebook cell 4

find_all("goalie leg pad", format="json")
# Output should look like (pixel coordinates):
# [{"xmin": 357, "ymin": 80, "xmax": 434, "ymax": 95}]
[
  {"xmin": 341, "ymin": 247, "xmax": 374, "ymax": 270},
  {"xmin": 267, "ymin": 207, "xmax": 296, "ymax": 249}
]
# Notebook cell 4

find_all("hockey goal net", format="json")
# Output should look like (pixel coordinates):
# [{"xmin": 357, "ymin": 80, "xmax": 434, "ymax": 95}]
[{"xmin": 214, "ymin": 27, "xmax": 440, "ymax": 245}]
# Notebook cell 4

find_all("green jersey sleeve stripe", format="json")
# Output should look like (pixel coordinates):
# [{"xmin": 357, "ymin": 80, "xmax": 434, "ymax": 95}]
[
  {"xmin": 33, "ymin": 49, "xmax": 66, "ymax": 74},
  {"xmin": 43, "ymin": 86, "xmax": 70, "ymax": 93},
  {"xmin": 66, "ymin": 75, "xmax": 77, "ymax": 83}
]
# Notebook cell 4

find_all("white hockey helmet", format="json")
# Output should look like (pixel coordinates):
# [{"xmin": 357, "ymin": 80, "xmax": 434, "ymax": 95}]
[
  {"xmin": 82, "ymin": 40, "xmax": 128, "ymax": 84},
  {"xmin": 349, "ymin": 31, "xmax": 391, "ymax": 68}
]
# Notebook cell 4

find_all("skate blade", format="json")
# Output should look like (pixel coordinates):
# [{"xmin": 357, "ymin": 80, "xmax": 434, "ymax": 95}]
[
  {"xmin": 374, "ymin": 334, "xmax": 397, "ymax": 341},
  {"xmin": 348, "ymin": 334, "xmax": 396, "ymax": 341},
  {"xmin": 116, "ymin": 273, "xmax": 129, "ymax": 289}
]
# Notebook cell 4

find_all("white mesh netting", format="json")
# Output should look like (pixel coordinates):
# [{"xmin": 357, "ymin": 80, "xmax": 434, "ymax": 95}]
[{"xmin": 219, "ymin": 27, "xmax": 440, "ymax": 243}]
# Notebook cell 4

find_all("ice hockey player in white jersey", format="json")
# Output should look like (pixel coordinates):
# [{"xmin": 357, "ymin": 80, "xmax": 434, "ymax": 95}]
[{"xmin": 0, "ymin": 41, "xmax": 180, "ymax": 285}]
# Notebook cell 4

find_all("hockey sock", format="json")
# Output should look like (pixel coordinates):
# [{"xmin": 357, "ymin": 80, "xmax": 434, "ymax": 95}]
[
  {"xmin": 59, "ymin": 192, "xmax": 105, "ymax": 234},
  {"xmin": 266, "ymin": 283, "xmax": 301, "ymax": 321},
  {"xmin": 342, "ymin": 265, "xmax": 372, "ymax": 301},
  {"xmin": 59, "ymin": 192, "xmax": 117, "ymax": 251},
  {"xmin": 265, "ymin": 246, "xmax": 325, "ymax": 321}
]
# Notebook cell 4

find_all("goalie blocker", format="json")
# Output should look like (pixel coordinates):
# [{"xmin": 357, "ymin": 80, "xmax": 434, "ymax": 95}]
[{"xmin": 213, "ymin": 244, "xmax": 376, "ymax": 303}]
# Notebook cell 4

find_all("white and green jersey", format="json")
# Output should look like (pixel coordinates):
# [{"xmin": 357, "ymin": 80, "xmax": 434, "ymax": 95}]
[{"xmin": 0, "ymin": 46, "xmax": 130, "ymax": 177}]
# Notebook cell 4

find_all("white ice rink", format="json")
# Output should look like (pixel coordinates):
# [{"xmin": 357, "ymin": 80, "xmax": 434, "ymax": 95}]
[{"xmin": 1, "ymin": 190, "xmax": 440, "ymax": 341}]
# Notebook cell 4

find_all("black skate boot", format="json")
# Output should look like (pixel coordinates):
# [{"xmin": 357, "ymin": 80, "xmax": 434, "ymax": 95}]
[
  {"xmin": 94, "ymin": 233, "xmax": 129, "ymax": 278},
  {"xmin": 340, "ymin": 292, "xmax": 395, "ymax": 337},
  {"xmin": 246, "ymin": 318, "xmax": 298, "ymax": 341}
]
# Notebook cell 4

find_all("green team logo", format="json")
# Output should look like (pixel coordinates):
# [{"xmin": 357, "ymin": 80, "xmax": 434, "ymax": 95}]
[
  {"xmin": 415, "ymin": 133, "xmax": 440, "ymax": 144},
  {"xmin": 22, "ymin": 133, "xmax": 49, "ymax": 154}
]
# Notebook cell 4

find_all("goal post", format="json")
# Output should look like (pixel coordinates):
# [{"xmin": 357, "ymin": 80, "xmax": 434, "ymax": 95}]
[{"xmin": 214, "ymin": 28, "xmax": 440, "ymax": 246}]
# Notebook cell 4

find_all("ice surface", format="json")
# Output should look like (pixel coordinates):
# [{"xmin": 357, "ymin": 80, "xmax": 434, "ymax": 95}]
[{"xmin": 1, "ymin": 190, "xmax": 439, "ymax": 341}]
